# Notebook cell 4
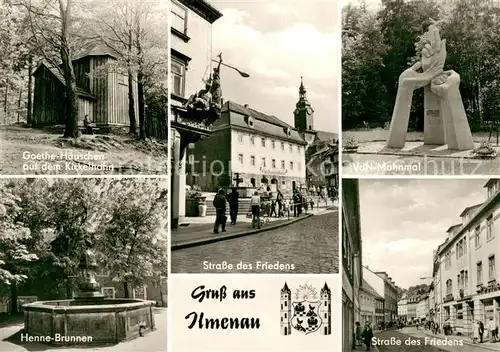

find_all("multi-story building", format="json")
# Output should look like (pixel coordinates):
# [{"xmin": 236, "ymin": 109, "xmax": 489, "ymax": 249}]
[
  {"xmin": 433, "ymin": 179, "xmax": 500, "ymax": 336},
  {"xmin": 360, "ymin": 278, "xmax": 384, "ymax": 325},
  {"xmin": 374, "ymin": 271, "xmax": 399, "ymax": 322},
  {"xmin": 186, "ymin": 101, "xmax": 307, "ymax": 194},
  {"xmin": 170, "ymin": 0, "xmax": 223, "ymax": 228},
  {"xmin": 342, "ymin": 179, "xmax": 362, "ymax": 352},
  {"xmin": 416, "ymin": 294, "xmax": 429, "ymax": 322},
  {"xmin": 407, "ymin": 296, "xmax": 418, "ymax": 322},
  {"xmin": 398, "ymin": 297, "xmax": 408, "ymax": 323}
]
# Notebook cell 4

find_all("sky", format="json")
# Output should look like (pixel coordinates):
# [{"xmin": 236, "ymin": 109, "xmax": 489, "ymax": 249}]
[
  {"xmin": 208, "ymin": 0, "xmax": 340, "ymax": 133},
  {"xmin": 358, "ymin": 179, "xmax": 487, "ymax": 289}
]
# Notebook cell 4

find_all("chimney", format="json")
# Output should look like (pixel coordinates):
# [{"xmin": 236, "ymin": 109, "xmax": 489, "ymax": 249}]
[{"xmin": 244, "ymin": 104, "xmax": 249, "ymax": 108}]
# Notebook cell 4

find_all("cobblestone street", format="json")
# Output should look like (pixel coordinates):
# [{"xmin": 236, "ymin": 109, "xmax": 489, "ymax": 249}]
[
  {"xmin": 370, "ymin": 327, "xmax": 500, "ymax": 352},
  {"xmin": 171, "ymin": 210, "xmax": 338, "ymax": 274}
]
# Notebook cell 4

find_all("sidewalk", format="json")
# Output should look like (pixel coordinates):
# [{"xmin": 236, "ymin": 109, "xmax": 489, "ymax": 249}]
[
  {"xmin": 171, "ymin": 207, "xmax": 337, "ymax": 250},
  {"xmin": 419, "ymin": 329, "xmax": 500, "ymax": 351}
]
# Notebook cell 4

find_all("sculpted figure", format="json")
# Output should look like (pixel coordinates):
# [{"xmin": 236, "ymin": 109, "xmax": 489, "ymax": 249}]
[{"xmin": 386, "ymin": 24, "xmax": 473, "ymax": 150}]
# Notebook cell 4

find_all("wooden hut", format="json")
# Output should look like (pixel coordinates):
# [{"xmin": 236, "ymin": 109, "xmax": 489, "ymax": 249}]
[{"xmin": 32, "ymin": 44, "xmax": 138, "ymax": 127}]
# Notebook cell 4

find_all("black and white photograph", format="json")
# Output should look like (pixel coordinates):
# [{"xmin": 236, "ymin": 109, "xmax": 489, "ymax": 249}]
[
  {"xmin": 342, "ymin": 0, "xmax": 500, "ymax": 176},
  {"xmin": 0, "ymin": 177, "xmax": 168, "ymax": 351},
  {"xmin": 342, "ymin": 177, "xmax": 500, "ymax": 352},
  {"xmin": 170, "ymin": 0, "xmax": 340, "ymax": 274},
  {"xmin": 0, "ymin": 0, "xmax": 169, "ymax": 175}
]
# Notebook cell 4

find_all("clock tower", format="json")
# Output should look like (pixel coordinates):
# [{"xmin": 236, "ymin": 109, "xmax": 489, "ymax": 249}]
[{"xmin": 294, "ymin": 77, "xmax": 314, "ymax": 131}]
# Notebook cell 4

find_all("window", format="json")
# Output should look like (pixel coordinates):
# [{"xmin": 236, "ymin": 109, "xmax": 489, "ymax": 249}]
[
  {"xmin": 298, "ymin": 162, "xmax": 301, "ymax": 170},
  {"xmin": 238, "ymin": 133, "xmax": 243, "ymax": 143},
  {"xmin": 250, "ymin": 156, "xmax": 255, "ymax": 166},
  {"xmin": 290, "ymin": 161, "xmax": 294, "ymax": 170},
  {"xmin": 445, "ymin": 252, "xmax": 452, "ymax": 270},
  {"xmin": 281, "ymin": 142, "xmax": 285, "ymax": 150},
  {"xmin": 272, "ymin": 159, "xmax": 276, "ymax": 168},
  {"xmin": 487, "ymin": 215, "xmax": 494, "ymax": 240},
  {"xmin": 289, "ymin": 143, "xmax": 293, "ymax": 152},
  {"xmin": 171, "ymin": 59, "xmax": 186, "ymax": 96},
  {"xmin": 281, "ymin": 180, "xmax": 285, "ymax": 185},
  {"xmin": 261, "ymin": 138, "xmax": 266, "ymax": 147},
  {"xmin": 281, "ymin": 160, "xmax": 285, "ymax": 169},
  {"xmin": 238, "ymin": 154, "xmax": 243, "ymax": 165},
  {"xmin": 297, "ymin": 146, "xmax": 301, "ymax": 153},
  {"xmin": 250, "ymin": 136, "xmax": 255, "ymax": 145},
  {"xmin": 271, "ymin": 140, "xmax": 275, "ymax": 149},
  {"xmin": 171, "ymin": 0, "xmax": 187, "ymax": 34},
  {"xmin": 489, "ymin": 255, "xmax": 496, "ymax": 281},
  {"xmin": 261, "ymin": 157, "xmax": 266, "ymax": 167},
  {"xmin": 446, "ymin": 279, "xmax": 452, "ymax": 295},
  {"xmin": 475, "ymin": 226, "xmax": 481, "ymax": 248},
  {"xmin": 477, "ymin": 262, "xmax": 483, "ymax": 285}
]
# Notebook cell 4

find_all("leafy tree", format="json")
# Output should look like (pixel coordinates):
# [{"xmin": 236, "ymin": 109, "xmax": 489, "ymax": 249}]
[
  {"xmin": 0, "ymin": 181, "xmax": 39, "ymax": 313},
  {"xmin": 96, "ymin": 179, "xmax": 168, "ymax": 298}
]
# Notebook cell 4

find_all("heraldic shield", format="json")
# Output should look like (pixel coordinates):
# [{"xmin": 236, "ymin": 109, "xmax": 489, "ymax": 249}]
[{"xmin": 290, "ymin": 301, "xmax": 323, "ymax": 334}]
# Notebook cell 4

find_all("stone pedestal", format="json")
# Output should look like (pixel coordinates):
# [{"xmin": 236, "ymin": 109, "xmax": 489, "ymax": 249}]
[
  {"xmin": 424, "ymin": 86, "xmax": 446, "ymax": 145},
  {"xmin": 441, "ymin": 86, "xmax": 475, "ymax": 150},
  {"xmin": 171, "ymin": 129, "xmax": 186, "ymax": 228}
]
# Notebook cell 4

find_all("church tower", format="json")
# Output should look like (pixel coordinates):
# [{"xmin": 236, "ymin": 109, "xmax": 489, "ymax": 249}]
[
  {"xmin": 280, "ymin": 283, "xmax": 292, "ymax": 335},
  {"xmin": 294, "ymin": 77, "xmax": 315, "ymax": 132},
  {"xmin": 319, "ymin": 283, "xmax": 332, "ymax": 335}
]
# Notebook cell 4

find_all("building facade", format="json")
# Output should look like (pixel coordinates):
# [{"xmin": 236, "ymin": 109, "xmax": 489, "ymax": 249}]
[
  {"xmin": 360, "ymin": 279, "xmax": 384, "ymax": 325},
  {"xmin": 407, "ymin": 296, "xmax": 418, "ymax": 322},
  {"xmin": 416, "ymin": 295, "xmax": 429, "ymax": 322},
  {"xmin": 186, "ymin": 101, "xmax": 307, "ymax": 194},
  {"xmin": 398, "ymin": 297, "xmax": 408, "ymax": 323},
  {"xmin": 433, "ymin": 179, "xmax": 500, "ymax": 337},
  {"xmin": 170, "ymin": 0, "xmax": 222, "ymax": 227},
  {"xmin": 342, "ymin": 179, "xmax": 362, "ymax": 352}
]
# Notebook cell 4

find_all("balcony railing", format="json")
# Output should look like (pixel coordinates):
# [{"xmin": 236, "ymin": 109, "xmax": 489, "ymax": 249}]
[
  {"xmin": 477, "ymin": 280, "xmax": 500, "ymax": 294},
  {"xmin": 443, "ymin": 294, "xmax": 454, "ymax": 303}
]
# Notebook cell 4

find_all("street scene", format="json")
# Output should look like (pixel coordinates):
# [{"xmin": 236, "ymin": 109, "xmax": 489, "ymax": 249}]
[
  {"xmin": 0, "ymin": 0, "xmax": 169, "ymax": 175},
  {"xmin": 343, "ymin": 178, "xmax": 500, "ymax": 352},
  {"xmin": 342, "ymin": 0, "xmax": 500, "ymax": 176},
  {"xmin": 170, "ymin": 0, "xmax": 340, "ymax": 273},
  {"xmin": 0, "ymin": 178, "xmax": 168, "ymax": 351}
]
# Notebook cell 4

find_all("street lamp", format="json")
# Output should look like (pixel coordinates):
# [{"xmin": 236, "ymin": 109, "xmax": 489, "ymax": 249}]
[{"xmin": 212, "ymin": 59, "xmax": 250, "ymax": 78}]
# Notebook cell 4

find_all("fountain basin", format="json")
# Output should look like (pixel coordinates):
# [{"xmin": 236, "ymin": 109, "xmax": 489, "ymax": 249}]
[{"xmin": 23, "ymin": 299, "xmax": 156, "ymax": 345}]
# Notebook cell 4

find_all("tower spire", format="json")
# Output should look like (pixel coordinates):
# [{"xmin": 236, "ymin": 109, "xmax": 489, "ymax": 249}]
[{"xmin": 299, "ymin": 76, "xmax": 306, "ymax": 96}]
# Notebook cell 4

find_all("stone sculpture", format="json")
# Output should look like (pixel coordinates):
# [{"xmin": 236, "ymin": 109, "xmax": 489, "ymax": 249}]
[{"xmin": 386, "ymin": 24, "xmax": 474, "ymax": 150}]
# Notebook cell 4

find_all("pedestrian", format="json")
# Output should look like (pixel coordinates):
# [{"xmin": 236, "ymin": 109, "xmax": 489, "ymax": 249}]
[
  {"xmin": 228, "ymin": 187, "xmax": 239, "ymax": 225},
  {"xmin": 361, "ymin": 321, "xmax": 374, "ymax": 351},
  {"xmin": 213, "ymin": 189, "xmax": 227, "ymax": 234},
  {"xmin": 355, "ymin": 321, "xmax": 361, "ymax": 346},
  {"xmin": 269, "ymin": 199, "xmax": 277, "ymax": 217},
  {"xmin": 292, "ymin": 192, "xmax": 298, "ymax": 217},
  {"xmin": 488, "ymin": 317, "xmax": 496, "ymax": 342},
  {"xmin": 277, "ymin": 191, "xmax": 283, "ymax": 217},
  {"xmin": 473, "ymin": 320, "xmax": 480, "ymax": 344},
  {"xmin": 310, "ymin": 197, "xmax": 314, "ymax": 210},
  {"xmin": 479, "ymin": 320, "xmax": 484, "ymax": 343},
  {"xmin": 250, "ymin": 191, "xmax": 261, "ymax": 229}
]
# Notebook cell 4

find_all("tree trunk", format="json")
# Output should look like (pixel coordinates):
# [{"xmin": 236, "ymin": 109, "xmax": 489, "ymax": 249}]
[
  {"xmin": 128, "ymin": 69, "xmax": 136, "ymax": 134},
  {"xmin": 4, "ymin": 84, "xmax": 8, "ymax": 117},
  {"xmin": 138, "ymin": 70, "xmax": 145, "ymax": 139},
  {"xmin": 17, "ymin": 88, "xmax": 22, "ymax": 123},
  {"xmin": 123, "ymin": 281, "xmax": 130, "ymax": 298},
  {"xmin": 10, "ymin": 283, "xmax": 18, "ymax": 314},
  {"xmin": 27, "ymin": 57, "xmax": 33, "ymax": 125},
  {"xmin": 59, "ymin": 0, "xmax": 80, "ymax": 138}
]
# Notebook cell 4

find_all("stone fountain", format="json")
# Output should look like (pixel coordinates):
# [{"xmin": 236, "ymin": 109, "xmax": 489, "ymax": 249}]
[{"xmin": 23, "ymin": 242, "xmax": 156, "ymax": 345}]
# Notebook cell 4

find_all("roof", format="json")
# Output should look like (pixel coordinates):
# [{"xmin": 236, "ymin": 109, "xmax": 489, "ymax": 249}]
[
  {"xmin": 34, "ymin": 62, "xmax": 96, "ymax": 100},
  {"xmin": 72, "ymin": 43, "xmax": 120, "ymax": 62},
  {"xmin": 445, "ymin": 223, "xmax": 461, "ymax": 233},
  {"xmin": 484, "ymin": 179, "xmax": 499, "ymax": 188},
  {"xmin": 361, "ymin": 279, "xmax": 384, "ymax": 300},
  {"xmin": 459, "ymin": 203, "xmax": 483, "ymax": 217},
  {"xmin": 177, "ymin": 0, "xmax": 223, "ymax": 24},
  {"xmin": 315, "ymin": 130, "xmax": 338, "ymax": 143},
  {"xmin": 222, "ymin": 101, "xmax": 307, "ymax": 145}
]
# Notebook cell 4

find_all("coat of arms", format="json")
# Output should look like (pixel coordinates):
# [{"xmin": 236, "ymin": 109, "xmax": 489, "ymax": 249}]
[{"xmin": 280, "ymin": 282, "xmax": 332, "ymax": 336}]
